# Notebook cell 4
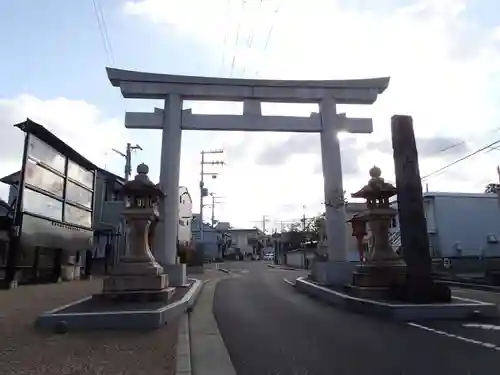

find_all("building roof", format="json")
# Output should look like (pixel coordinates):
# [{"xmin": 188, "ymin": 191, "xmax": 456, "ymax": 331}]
[
  {"xmin": 229, "ymin": 228, "xmax": 263, "ymax": 234},
  {"xmin": 98, "ymin": 168, "xmax": 126, "ymax": 185},
  {"xmin": 15, "ymin": 118, "xmax": 98, "ymax": 171},
  {"xmin": 423, "ymin": 192, "xmax": 498, "ymax": 199},
  {"xmin": 0, "ymin": 171, "xmax": 20, "ymax": 185}
]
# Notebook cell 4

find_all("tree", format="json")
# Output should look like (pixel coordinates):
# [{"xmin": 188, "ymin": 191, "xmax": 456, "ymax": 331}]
[
  {"xmin": 306, "ymin": 213, "xmax": 325, "ymax": 242},
  {"xmin": 485, "ymin": 183, "xmax": 500, "ymax": 194}
]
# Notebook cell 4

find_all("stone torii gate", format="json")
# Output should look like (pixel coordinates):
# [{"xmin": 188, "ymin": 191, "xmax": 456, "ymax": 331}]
[{"xmin": 106, "ymin": 68, "xmax": 389, "ymax": 285}]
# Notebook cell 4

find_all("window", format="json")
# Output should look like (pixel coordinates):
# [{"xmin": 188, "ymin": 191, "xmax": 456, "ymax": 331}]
[
  {"xmin": 24, "ymin": 160, "xmax": 64, "ymax": 198},
  {"xmin": 65, "ymin": 204, "xmax": 92, "ymax": 228},
  {"xmin": 67, "ymin": 160, "xmax": 94, "ymax": 189},
  {"xmin": 391, "ymin": 218, "xmax": 397, "ymax": 228},
  {"xmin": 23, "ymin": 187, "xmax": 63, "ymax": 221},
  {"xmin": 66, "ymin": 181, "xmax": 93, "ymax": 208},
  {"xmin": 179, "ymin": 219, "xmax": 185, "ymax": 226},
  {"xmin": 27, "ymin": 135, "xmax": 65, "ymax": 173}
]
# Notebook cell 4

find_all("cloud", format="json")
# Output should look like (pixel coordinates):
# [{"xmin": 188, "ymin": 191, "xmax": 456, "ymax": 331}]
[
  {"xmin": 0, "ymin": 95, "xmax": 127, "ymax": 200},
  {"xmin": 123, "ymin": 0, "xmax": 500, "ymax": 226}
]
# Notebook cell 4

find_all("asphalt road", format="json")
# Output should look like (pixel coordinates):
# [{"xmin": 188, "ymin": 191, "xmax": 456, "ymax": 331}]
[{"xmin": 213, "ymin": 261, "xmax": 500, "ymax": 375}]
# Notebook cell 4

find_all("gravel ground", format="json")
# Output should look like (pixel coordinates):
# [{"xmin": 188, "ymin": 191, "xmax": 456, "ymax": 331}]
[{"xmin": 0, "ymin": 278, "xmax": 178, "ymax": 375}]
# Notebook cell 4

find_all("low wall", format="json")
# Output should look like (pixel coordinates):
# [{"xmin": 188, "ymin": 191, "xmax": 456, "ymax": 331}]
[{"xmin": 285, "ymin": 251, "xmax": 314, "ymax": 269}]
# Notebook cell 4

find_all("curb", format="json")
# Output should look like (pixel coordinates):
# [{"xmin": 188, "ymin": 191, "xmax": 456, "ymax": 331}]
[
  {"xmin": 294, "ymin": 276, "xmax": 499, "ymax": 321},
  {"xmin": 175, "ymin": 279, "xmax": 218, "ymax": 375},
  {"xmin": 218, "ymin": 268, "xmax": 231, "ymax": 274},
  {"xmin": 175, "ymin": 314, "xmax": 192, "ymax": 375},
  {"xmin": 436, "ymin": 279, "xmax": 500, "ymax": 293},
  {"xmin": 268, "ymin": 264, "xmax": 301, "ymax": 271},
  {"xmin": 283, "ymin": 278, "xmax": 296, "ymax": 287}
]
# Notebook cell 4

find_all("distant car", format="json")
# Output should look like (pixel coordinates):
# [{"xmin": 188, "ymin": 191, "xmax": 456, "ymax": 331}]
[{"xmin": 263, "ymin": 253, "xmax": 274, "ymax": 261}]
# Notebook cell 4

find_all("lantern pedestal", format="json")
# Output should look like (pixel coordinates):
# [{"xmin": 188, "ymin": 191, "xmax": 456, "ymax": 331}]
[
  {"xmin": 347, "ymin": 167, "xmax": 407, "ymax": 299},
  {"xmin": 102, "ymin": 258, "xmax": 174, "ymax": 302}
]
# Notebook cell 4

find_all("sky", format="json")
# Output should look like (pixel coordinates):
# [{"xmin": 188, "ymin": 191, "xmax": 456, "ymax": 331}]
[{"xmin": 1, "ymin": 0, "xmax": 500, "ymax": 231}]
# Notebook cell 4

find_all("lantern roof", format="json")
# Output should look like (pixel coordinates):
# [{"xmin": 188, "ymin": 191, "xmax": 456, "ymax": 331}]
[
  {"xmin": 120, "ymin": 163, "xmax": 165, "ymax": 198},
  {"xmin": 351, "ymin": 166, "xmax": 397, "ymax": 200}
]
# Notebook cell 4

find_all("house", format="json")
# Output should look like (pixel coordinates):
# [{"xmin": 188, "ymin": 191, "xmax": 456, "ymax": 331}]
[
  {"xmin": 178, "ymin": 186, "xmax": 193, "ymax": 246},
  {"xmin": 191, "ymin": 213, "xmax": 221, "ymax": 258},
  {"xmin": 0, "ymin": 199, "xmax": 12, "ymax": 268},
  {"xmin": 228, "ymin": 228, "xmax": 264, "ymax": 256},
  {"xmin": 389, "ymin": 192, "xmax": 500, "ymax": 258},
  {"xmin": 92, "ymin": 168, "xmax": 126, "ymax": 264}
]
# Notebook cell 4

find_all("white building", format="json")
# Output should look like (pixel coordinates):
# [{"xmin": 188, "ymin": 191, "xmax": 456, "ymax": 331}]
[{"xmin": 178, "ymin": 186, "xmax": 192, "ymax": 246}]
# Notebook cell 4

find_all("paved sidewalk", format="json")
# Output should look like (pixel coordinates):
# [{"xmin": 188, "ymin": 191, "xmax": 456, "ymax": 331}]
[
  {"xmin": 189, "ymin": 275, "xmax": 236, "ymax": 375},
  {"xmin": 0, "ymin": 279, "xmax": 179, "ymax": 375}
]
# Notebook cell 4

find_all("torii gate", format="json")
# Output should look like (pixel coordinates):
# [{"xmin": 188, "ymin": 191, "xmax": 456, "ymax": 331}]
[{"xmin": 106, "ymin": 68, "xmax": 389, "ymax": 285}]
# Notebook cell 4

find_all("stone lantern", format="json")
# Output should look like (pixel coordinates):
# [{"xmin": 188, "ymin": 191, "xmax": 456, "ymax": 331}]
[
  {"xmin": 347, "ymin": 213, "xmax": 368, "ymax": 263},
  {"xmin": 349, "ymin": 166, "xmax": 406, "ymax": 297},
  {"xmin": 101, "ymin": 163, "xmax": 173, "ymax": 301}
]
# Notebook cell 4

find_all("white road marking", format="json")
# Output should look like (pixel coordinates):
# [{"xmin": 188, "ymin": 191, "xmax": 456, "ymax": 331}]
[
  {"xmin": 463, "ymin": 323, "xmax": 500, "ymax": 331},
  {"xmin": 408, "ymin": 322, "xmax": 500, "ymax": 352}
]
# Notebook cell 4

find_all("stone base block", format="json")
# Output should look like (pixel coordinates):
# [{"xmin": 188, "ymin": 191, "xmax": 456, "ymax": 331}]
[
  {"xmin": 34, "ymin": 279, "xmax": 204, "ymax": 331},
  {"xmin": 163, "ymin": 264, "xmax": 187, "ymax": 286},
  {"xmin": 98, "ymin": 287, "xmax": 175, "ymax": 303},
  {"xmin": 310, "ymin": 261, "xmax": 359, "ymax": 286},
  {"xmin": 103, "ymin": 274, "xmax": 168, "ymax": 293},
  {"xmin": 352, "ymin": 263, "xmax": 406, "ymax": 288},
  {"xmin": 113, "ymin": 258, "xmax": 163, "ymax": 276},
  {"xmin": 344, "ymin": 285, "xmax": 391, "ymax": 300}
]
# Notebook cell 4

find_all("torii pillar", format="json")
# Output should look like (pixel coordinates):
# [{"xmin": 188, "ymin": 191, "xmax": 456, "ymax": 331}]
[{"xmin": 106, "ymin": 67, "xmax": 389, "ymax": 286}]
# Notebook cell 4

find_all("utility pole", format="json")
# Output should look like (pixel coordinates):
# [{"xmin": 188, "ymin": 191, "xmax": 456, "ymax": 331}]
[
  {"xmin": 301, "ymin": 205, "xmax": 307, "ymax": 231},
  {"xmin": 262, "ymin": 215, "xmax": 270, "ymax": 233},
  {"xmin": 199, "ymin": 149, "xmax": 224, "ymax": 241},
  {"xmin": 112, "ymin": 143, "xmax": 143, "ymax": 180},
  {"xmin": 209, "ymin": 192, "xmax": 224, "ymax": 227}
]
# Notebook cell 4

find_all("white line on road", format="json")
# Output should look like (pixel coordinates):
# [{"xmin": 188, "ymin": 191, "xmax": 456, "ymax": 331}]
[
  {"xmin": 408, "ymin": 322, "xmax": 500, "ymax": 352},
  {"xmin": 463, "ymin": 323, "xmax": 500, "ymax": 331}
]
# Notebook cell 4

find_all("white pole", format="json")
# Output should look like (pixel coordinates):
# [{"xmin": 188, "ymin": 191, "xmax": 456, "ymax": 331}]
[
  {"xmin": 319, "ymin": 97, "xmax": 347, "ymax": 262},
  {"xmin": 157, "ymin": 94, "xmax": 183, "ymax": 266}
]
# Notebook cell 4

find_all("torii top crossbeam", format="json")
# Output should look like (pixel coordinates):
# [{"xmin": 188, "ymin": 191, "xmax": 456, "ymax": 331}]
[{"xmin": 106, "ymin": 67, "xmax": 390, "ymax": 104}]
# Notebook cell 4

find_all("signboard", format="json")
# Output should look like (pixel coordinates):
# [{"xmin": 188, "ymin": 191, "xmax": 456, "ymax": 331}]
[{"xmin": 443, "ymin": 258, "xmax": 452, "ymax": 269}]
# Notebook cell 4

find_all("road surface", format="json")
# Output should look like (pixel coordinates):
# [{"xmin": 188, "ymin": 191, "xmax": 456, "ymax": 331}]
[{"xmin": 213, "ymin": 261, "xmax": 500, "ymax": 375}]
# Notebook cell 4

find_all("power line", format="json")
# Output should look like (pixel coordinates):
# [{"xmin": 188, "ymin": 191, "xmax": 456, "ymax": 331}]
[
  {"xmin": 219, "ymin": 0, "xmax": 233, "ymax": 76},
  {"xmin": 421, "ymin": 138, "xmax": 500, "ymax": 181},
  {"xmin": 91, "ymin": 0, "xmax": 115, "ymax": 66},
  {"xmin": 255, "ymin": 0, "xmax": 281, "ymax": 77},
  {"xmin": 229, "ymin": 0, "xmax": 247, "ymax": 77}
]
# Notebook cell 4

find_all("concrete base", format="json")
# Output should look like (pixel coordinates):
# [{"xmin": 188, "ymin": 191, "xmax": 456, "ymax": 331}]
[
  {"xmin": 345, "ymin": 285, "xmax": 392, "ymax": 300},
  {"xmin": 295, "ymin": 276, "xmax": 499, "ymax": 321},
  {"xmin": 99, "ymin": 287, "xmax": 175, "ymax": 302},
  {"xmin": 103, "ymin": 274, "xmax": 169, "ymax": 293},
  {"xmin": 34, "ymin": 278, "xmax": 204, "ymax": 331},
  {"xmin": 163, "ymin": 264, "xmax": 187, "ymax": 286},
  {"xmin": 310, "ymin": 261, "xmax": 359, "ymax": 286}
]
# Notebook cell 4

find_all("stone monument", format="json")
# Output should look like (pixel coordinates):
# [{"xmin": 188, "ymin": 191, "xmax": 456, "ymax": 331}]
[
  {"xmin": 348, "ymin": 166, "xmax": 406, "ymax": 298},
  {"xmin": 101, "ymin": 163, "xmax": 174, "ymax": 302},
  {"xmin": 391, "ymin": 115, "xmax": 451, "ymax": 303}
]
